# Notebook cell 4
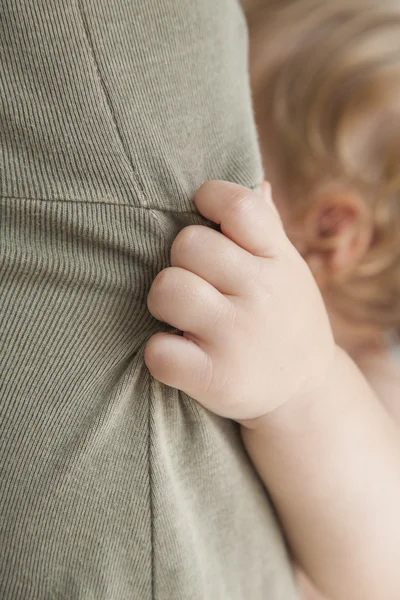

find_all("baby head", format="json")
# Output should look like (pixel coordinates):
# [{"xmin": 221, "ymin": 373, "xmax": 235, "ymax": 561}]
[{"xmin": 249, "ymin": 0, "xmax": 400, "ymax": 354}]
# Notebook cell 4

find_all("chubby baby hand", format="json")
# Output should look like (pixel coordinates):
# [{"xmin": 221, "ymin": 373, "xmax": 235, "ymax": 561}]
[{"xmin": 145, "ymin": 181, "xmax": 335, "ymax": 422}]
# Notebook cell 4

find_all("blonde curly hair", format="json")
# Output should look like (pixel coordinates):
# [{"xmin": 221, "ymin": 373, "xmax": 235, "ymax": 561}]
[{"xmin": 249, "ymin": 0, "xmax": 400, "ymax": 334}]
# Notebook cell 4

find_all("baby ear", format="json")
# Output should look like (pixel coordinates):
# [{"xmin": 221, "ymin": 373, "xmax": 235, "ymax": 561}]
[{"xmin": 302, "ymin": 189, "xmax": 373, "ymax": 285}]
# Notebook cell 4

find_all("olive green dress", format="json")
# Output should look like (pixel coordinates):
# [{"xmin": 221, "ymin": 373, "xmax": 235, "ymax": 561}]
[{"xmin": 0, "ymin": 1, "xmax": 298, "ymax": 597}]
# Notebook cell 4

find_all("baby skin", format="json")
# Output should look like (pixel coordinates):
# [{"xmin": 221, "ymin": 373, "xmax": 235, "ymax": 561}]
[{"xmin": 145, "ymin": 180, "xmax": 400, "ymax": 600}]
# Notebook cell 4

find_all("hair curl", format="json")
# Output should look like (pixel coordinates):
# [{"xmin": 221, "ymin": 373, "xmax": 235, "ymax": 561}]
[{"xmin": 249, "ymin": 0, "xmax": 400, "ymax": 334}]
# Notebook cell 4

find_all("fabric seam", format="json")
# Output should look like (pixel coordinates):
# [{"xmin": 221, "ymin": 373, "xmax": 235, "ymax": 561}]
[
  {"xmin": 0, "ymin": 182, "xmax": 262, "ymax": 214},
  {"xmin": 75, "ymin": 0, "xmax": 146, "ymax": 201}
]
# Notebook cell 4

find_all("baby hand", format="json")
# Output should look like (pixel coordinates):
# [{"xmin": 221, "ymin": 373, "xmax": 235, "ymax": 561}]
[{"xmin": 145, "ymin": 181, "xmax": 335, "ymax": 422}]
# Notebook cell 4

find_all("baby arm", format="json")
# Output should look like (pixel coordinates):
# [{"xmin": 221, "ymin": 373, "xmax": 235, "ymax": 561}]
[{"xmin": 145, "ymin": 181, "xmax": 400, "ymax": 600}]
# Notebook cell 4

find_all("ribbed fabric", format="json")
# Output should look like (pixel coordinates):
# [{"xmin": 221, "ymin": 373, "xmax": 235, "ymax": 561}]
[
  {"xmin": 0, "ymin": 1, "xmax": 298, "ymax": 598},
  {"xmin": 0, "ymin": 0, "xmax": 262, "ymax": 210}
]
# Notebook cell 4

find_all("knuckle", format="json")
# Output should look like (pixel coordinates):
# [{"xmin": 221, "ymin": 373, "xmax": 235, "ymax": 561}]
[
  {"xmin": 144, "ymin": 337, "xmax": 163, "ymax": 375},
  {"xmin": 152, "ymin": 268, "xmax": 173, "ymax": 295},
  {"xmin": 196, "ymin": 180, "xmax": 218, "ymax": 200},
  {"xmin": 229, "ymin": 190, "xmax": 256, "ymax": 217},
  {"xmin": 171, "ymin": 226, "xmax": 199, "ymax": 260},
  {"xmin": 148, "ymin": 268, "xmax": 176, "ymax": 316},
  {"xmin": 145, "ymin": 336, "xmax": 172, "ymax": 382},
  {"xmin": 212, "ymin": 298, "xmax": 236, "ymax": 332}
]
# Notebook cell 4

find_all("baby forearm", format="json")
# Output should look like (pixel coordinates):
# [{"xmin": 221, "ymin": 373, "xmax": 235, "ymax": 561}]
[{"xmin": 241, "ymin": 347, "xmax": 400, "ymax": 600}]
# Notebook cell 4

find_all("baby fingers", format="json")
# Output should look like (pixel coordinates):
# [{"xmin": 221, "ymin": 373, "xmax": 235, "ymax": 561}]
[
  {"xmin": 170, "ymin": 225, "xmax": 261, "ymax": 296},
  {"xmin": 147, "ymin": 266, "xmax": 236, "ymax": 344},
  {"xmin": 144, "ymin": 332, "xmax": 213, "ymax": 397}
]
